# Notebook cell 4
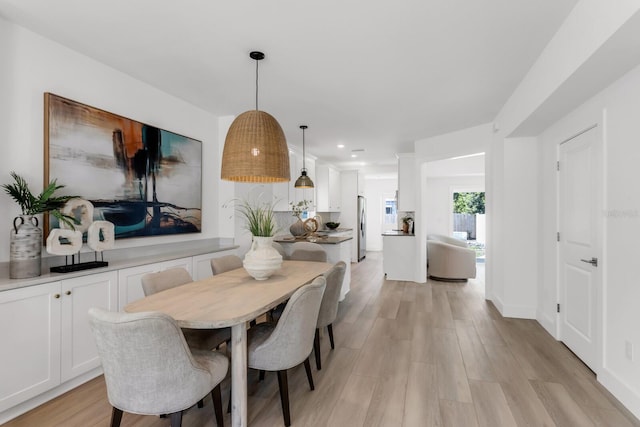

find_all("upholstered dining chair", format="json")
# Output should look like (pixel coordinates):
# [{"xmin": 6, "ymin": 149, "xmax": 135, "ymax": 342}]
[
  {"xmin": 289, "ymin": 242, "xmax": 327, "ymax": 262},
  {"xmin": 210, "ymin": 254, "xmax": 243, "ymax": 275},
  {"xmin": 141, "ymin": 268, "xmax": 231, "ymax": 350},
  {"xmin": 88, "ymin": 308, "xmax": 227, "ymax": 427},
  {"xmin": 271, "ymin": 242, "xmax": 287, "ymax": 259},
  {"xmin": 314, "ymin": 261, "xmax": 346, "ymax": 370},
  {"xmin": 247, "ymin": 276, "xmax": 326, "ymax": 426}
]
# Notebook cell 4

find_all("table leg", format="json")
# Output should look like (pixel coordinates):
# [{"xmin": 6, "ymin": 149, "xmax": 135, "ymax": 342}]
[{"xmin": 231, "ymin": 323, "xmax": 247, "ymax": 427}]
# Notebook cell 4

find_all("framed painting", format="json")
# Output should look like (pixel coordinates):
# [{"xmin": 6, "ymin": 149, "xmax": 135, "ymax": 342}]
[{"xmin": 44, "ymin": 93, "xmax": 202, "ymax": 239}]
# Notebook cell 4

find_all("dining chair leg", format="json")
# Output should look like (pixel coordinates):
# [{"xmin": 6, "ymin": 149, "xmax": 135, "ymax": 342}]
[
  {"xmin": 327, "ymin": 324, "xmax": 335, "ymax": 349},
  {"xmin": 110, "ymin": 407, "xmax": 123, "ymax": 427},
  {"xmin": 314, "ymin": 328, "xmax": 322, "ymax": 370},
  {"xmin": 211, "ymin": 384, "xmax": 224, "ymax": 427},
  {"xmin": 276, "ymin": 370, "xmax": 291, "ymax": 427},
  {"xmin": 169, "ymin": 411, "xmax": 183, "ymax": 427},
  {"xmin": 303, "ymin": 357, "xmax": 315, "ymax": 391}
]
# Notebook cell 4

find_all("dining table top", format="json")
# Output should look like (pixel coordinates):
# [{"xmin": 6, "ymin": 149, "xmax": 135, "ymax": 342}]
[{"xmin": 124, "ymin": 260, "xmax": 333, "ymax": 329}]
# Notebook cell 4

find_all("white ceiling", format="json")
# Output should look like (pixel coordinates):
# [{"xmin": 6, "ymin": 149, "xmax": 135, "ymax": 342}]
[{"xmin": 0, "ymin": 0, "xmax": 578, "ymax": 169}]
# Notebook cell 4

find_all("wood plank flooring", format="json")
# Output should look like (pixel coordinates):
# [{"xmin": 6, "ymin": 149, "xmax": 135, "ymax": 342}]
[{"xmin": 5, "ymin": 252, "xmax": 639, "ymax": 426}]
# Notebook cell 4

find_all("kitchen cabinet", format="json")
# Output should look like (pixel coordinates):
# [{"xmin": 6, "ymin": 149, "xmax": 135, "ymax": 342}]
[
  {"xmin": 316, "ymin": 165, "xmax": 341, "ymax": 212},
  {"xmin": 397, "ymin": 153, "xmax": 416, "ymax": 212},
  {"xmin": 0, "ymin": 271, "xmax": 117, "ymax": 414},
  {"xmin": 117, "ymin": 257, "xmax": 192, "ymax": 310},
  {"xmin": 0, "ymin": 242, "xmax": 237, "ymax": 424}
]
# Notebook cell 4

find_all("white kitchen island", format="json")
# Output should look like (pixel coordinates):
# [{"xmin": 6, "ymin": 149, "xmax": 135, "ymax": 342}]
[
  {"xmin": 382, "ymin": 231, "xmax": 418, "ymax": 281},
  {"xmin": 274, "ymin": 234, "xmax": 352, "ymax": 300}
]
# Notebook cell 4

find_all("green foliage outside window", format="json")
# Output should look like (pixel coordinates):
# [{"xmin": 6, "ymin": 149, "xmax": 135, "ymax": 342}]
[{"xmin": 453, "ymin": 192, "xmax": 485, "ymax": 214}]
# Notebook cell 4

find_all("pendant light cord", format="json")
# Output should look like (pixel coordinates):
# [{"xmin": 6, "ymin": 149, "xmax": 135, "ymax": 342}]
[
  {"xmin": 255, "ymin": 59, "xmax": 259, "ymax": 111},
  {"xmin": 302, "ymin": 126, "xmax": 307, "ymax": 170}
]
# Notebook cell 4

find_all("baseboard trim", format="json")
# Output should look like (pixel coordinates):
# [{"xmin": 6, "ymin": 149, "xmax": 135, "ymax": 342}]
[
  {"xmin": 0, "ymin": 368, "xmax": 102, "ymax": 425},
  {"xmin": 537, "ymin": 311, "xmax": 558, "ymax": 339},
  {"xmin": 599, "ymin": 368, "xmax": 640, "ymax": 420}
]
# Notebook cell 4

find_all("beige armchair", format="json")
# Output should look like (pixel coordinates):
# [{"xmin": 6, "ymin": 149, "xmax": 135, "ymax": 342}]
[{"xmin": 427, "ymin": 235, "xmax": 476, "ymax": 281}]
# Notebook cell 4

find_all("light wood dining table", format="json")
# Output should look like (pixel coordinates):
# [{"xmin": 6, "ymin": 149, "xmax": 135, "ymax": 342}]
[{"xmin": 124, "ymin": 260, "xmax": 333, "ymax": 427}]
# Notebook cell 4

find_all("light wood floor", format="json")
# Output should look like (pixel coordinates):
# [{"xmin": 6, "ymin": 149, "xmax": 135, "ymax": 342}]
[{"xmin": 5, "ymin": 252, "xmax": 639, "ymax": 427}]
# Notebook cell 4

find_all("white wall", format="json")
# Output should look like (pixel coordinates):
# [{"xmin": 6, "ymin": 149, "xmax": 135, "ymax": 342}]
[
  {"xmin": 537, "ymin": 61, "xmax": 640, "ymax": 417},
  {"xmin": 425, "ymin": 176, "xmax": 484, "ymax": 238},
  {"xmin": 364, "ymin": 176, "xmax": 398, "ymax": 251},
  {"xmin": 489, "ymin": 1, "xmax": 640, "ymax": 417},
  {"xmin": 0, "ymin": 18, "xmax": 221, "ymax": 262}
]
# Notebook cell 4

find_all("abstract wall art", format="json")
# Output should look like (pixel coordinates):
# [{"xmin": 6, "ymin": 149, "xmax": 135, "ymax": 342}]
[{"xmin": 44, "ymin": 93, "xmax": 202, "ymax": 239}]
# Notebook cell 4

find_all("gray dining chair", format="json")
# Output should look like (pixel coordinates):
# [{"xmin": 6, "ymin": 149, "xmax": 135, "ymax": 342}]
[
  {"xmin": 272, "ymin": 242, "xmax": 287, "ymax": 259},
  {"xmin": 141, "ymin": 268, "xmax": 231, "ymax": 350},
  {"xmin": 314, "ymin": 261, "xmax": 346, "ymax": 370},
  {"xmin": 247, "ymin": 276, "xmax": 326, "ymax": 426},
  {"xmin": 289, "ymin": 242, "xmax": 327, "ymax": 262},
  {"xmin": 210, "ymin": 254, "xmax": 243, "ymax": 275},
  {"xmin": 88, "ymin": 308, "xmax": 227, "ymax": 427}
]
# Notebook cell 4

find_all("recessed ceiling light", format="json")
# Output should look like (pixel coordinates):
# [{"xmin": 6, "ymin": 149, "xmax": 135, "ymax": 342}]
[
  {"xmin": 337, "ymin": 144, "xmax": 345, "ymax": 148},
  {"xmin": 351, "ymin": 154, "xmax": 357, "ymax": 158}
]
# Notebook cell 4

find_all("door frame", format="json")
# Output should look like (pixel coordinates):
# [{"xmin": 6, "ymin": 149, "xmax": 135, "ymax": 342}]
[{"xmin": 556, "ymin": 123, "xmax": 604, "ymax": 375}]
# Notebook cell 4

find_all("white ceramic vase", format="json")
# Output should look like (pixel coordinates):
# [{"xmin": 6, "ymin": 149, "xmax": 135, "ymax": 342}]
[{"xmin": 243, "ymin": 236, "xmax": 283, "ymax": 280}]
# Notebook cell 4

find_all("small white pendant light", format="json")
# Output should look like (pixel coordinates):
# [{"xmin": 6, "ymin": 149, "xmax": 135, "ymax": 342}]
[
  {"xmin": 221, "ymin": 51, "xmax": 290, "ymax": 183},
  {"xmin": 294, "ymin": 125, "xmax": 314, "ymax": 188}
]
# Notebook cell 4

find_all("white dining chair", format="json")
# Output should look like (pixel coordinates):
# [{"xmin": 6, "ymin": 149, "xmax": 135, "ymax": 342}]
[
  {"xmin": 247, "ymin": 276, "xmax": 326, "ymax": 426},
  {"xmin": 88, "ymin": 308, "xmax": 228, "ymax": 427}
]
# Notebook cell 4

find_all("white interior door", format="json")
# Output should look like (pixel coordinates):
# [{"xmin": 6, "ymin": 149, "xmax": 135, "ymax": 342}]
[{"xmin": 558, "ymin": 126, "xmax": 601, "ymax": 371}]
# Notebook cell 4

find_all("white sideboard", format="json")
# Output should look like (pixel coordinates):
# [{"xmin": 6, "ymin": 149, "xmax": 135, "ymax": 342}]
[{"xmin": 0, "ymin": 243, "xmax": 236, "ymax": 424}]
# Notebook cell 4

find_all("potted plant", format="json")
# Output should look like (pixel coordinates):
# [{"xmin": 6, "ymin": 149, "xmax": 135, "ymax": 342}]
[
  {"xmin": 2, "ymin": 172, "xmax": 77, "ymax": 278},
  {"xmin": 232, "ymin": 196, "xmax": 282, "ymax": 280},
  {"xmin": 401, "ymin": 214, "xmax": 413, "ymax": 234}
]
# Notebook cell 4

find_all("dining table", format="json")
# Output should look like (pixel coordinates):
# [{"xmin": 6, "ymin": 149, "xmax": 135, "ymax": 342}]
[{"xmin": 124, "ymin": 259, "xmax": 333, "ymax": 427}]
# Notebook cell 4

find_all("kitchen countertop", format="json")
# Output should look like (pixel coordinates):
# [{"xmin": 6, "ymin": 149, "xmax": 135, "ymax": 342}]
[
  {"xmin": 382, "ymin": 231, "xmax": 415, "ymax": 236},
  {"xmin": 274, "ymin": 235, "xmax": 353, "ymax": 244}
]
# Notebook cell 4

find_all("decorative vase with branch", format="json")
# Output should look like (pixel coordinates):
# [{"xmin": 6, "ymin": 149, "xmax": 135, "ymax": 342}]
[
  {"xmin": 289, "ymin": 199, "xmax": 312, "ymax": 237},
  {"xmin": 2, "ymin": 172, "xmax": 77, "ymax": 278}
]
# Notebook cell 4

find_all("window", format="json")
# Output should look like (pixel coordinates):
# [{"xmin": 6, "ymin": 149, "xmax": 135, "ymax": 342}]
[{"xmin": 384, "ymin": 198, "xmax": 397, "ymax": 224}]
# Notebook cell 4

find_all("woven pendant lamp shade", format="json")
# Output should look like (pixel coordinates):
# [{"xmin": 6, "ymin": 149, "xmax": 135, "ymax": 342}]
[{"xmin": 221, "ymin": 110, "xmax": 290, "ymax": 182}]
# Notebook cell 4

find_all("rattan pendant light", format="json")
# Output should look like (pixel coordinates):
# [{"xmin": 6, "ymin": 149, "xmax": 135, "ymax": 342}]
[
  {"xmin": 294, "ymin": 125, "xmax": 314, "ymax": 188},
  {"xmin": 221, "ymin": 51, "xmax": 290, "ymax": 182}
]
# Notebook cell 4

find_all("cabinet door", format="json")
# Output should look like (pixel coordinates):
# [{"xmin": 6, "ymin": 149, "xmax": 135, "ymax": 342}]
[
  {"xmin": 60, "ymin": 271, "xmax": 117, "ymax": 382},
  {"xmin": 117, "ymin": 263, "xmax": 162, "ymax": 310},
  {"xmin": 162, "ymin": 257, "xmax": 193, "ymax": 276},
  {"xmin": 329, "ymin": 168, "xmax": 341, "ymax": 211},
  {"xmin": 316, "ymin": 166, "xmax": 330, "ymax": 211},
  {"xmin": 192, "ymin": 250, "xmax": 237, "ymax": 281},
  {"xmin": 117, "ymin": 258, "xmax": 192, "ymax": 310},
  {"xmin": 0, "ymin": 282, "xmax": 61, "ymax": 412}
]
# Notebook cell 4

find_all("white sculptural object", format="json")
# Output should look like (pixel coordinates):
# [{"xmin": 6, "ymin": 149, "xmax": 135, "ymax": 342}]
[
  {"xmin": 60, "ymin": 198, "xmax": 94, "ymax": 233},
  {"xmin": 46, "ymin": 228, "xmax": 83, "ymax": 256},
  {"xmin": 87, "ymin": 221, "xmax": 115, "ymax": 252}
]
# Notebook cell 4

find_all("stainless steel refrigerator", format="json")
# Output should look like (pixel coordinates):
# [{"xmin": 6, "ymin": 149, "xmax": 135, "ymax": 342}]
[{"xmin": 357, "ymin": 196, "xmax": 366, "ymax": 261}]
